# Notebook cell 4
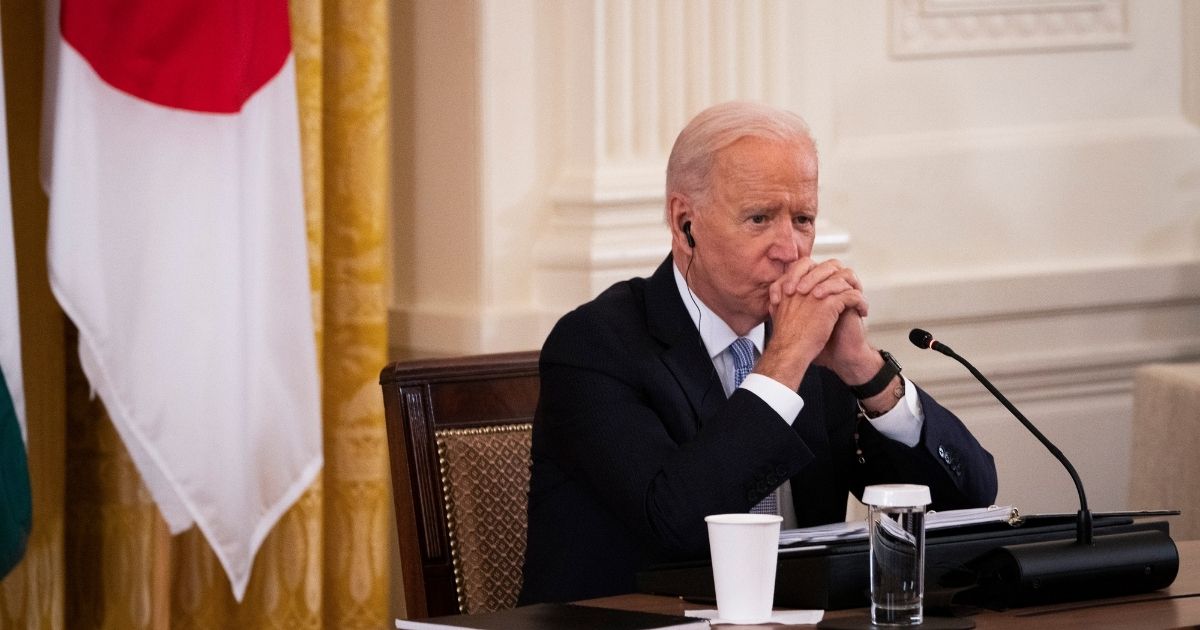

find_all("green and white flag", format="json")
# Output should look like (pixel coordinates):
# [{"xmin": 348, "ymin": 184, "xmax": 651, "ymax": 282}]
[{"xmin": 0, "ymin": 17, "xmax": 31, "ymax": 580}]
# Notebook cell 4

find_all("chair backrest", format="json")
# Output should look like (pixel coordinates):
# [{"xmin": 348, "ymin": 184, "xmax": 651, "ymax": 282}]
[{"xmin": 380, "ymin": 352, "xmax": 540, "ymax": 619}]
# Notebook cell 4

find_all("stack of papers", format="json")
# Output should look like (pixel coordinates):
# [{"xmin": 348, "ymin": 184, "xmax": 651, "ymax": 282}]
[{"xmin": 778, "ymin": 505, "xmax": 1018, "ymax": 547}]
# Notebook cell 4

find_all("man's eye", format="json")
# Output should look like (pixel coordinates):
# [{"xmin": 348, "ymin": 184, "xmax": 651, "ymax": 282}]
[
  {"xmin": 793, "ymin": 215, "xmax": 813, "ymax": 226},
  {"xmin": 750, "ymin": 215, "xmax": 768, "ymax": 224}
]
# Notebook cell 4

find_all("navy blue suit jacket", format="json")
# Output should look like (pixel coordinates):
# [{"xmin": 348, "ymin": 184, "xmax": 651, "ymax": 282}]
[{"xmin": 519, "ymin": 256, "xmax": 997, "ymax": 604}]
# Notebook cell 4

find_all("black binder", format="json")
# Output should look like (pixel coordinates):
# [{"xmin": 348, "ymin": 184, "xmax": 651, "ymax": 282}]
[{"xmin": 635, "ymin": 515, "xmax": 1176, "ymax": 610}]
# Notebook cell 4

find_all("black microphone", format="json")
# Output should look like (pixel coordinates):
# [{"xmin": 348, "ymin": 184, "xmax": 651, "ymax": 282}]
[
  {"xmin": 908, "ymin": 328, "xmax": 1093, "ymax": 544},
  {"xmin": 909, "ymin": 328, "xmax": 1178, "ymax": 607}
]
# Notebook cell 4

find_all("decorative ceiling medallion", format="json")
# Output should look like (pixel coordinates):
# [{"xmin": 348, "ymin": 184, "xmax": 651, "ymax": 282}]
[{"xmin": 889, "ymin": 0, "xmax": 1131, "ymax": 59}]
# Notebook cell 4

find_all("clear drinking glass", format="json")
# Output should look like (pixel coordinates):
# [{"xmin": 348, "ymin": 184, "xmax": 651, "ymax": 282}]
[{"xmin": 863, "ymin": 484, "xmax": 931, "ymax": 626}]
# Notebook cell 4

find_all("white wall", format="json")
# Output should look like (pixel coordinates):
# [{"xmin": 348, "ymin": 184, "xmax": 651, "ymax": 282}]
[{"xmin": 390, "ymin": 0, "xmax": 1200, "ymax": 513}]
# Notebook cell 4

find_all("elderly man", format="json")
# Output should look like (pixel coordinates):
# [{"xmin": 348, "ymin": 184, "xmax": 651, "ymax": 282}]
[{"xmin": 518, "ymin": 101, "xmax": 997, "ymax": 604}]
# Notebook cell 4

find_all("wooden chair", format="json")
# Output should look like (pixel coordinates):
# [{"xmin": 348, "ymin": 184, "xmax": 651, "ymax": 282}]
[{"xmin": 380, "ymin": 352, "xmax": 540, "ymax": 619}]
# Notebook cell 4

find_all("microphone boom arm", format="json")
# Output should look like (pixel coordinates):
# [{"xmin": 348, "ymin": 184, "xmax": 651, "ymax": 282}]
[
  {"xmin": 929, "ymin": 340, "xmax": 1092, "ymax": 544},
  {"xmin": 908, "ymin": 327, "xmax": 1178, "ymax": 608}
]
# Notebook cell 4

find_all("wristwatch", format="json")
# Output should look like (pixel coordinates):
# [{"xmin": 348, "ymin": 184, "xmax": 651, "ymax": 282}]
[{"xmin": 849, "ymin": 350, "xmax": 902, "ymax": 399}]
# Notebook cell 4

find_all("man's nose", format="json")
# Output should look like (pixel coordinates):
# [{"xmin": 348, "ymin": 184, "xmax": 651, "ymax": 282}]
[{"xmin": 769, "ymin": 222, "xmax": 800, "ymax": 262}]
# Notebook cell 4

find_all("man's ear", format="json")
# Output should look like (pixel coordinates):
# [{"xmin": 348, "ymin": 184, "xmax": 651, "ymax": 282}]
[{"xmin": 668, "ymin": 193, "xmax": 694, "ymax": 249}]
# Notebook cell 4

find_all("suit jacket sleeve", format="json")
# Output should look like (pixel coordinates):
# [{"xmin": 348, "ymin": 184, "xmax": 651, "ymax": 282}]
[{"xmin": 850, "ymin": 385, "xmax": 998, "ymax": 511}]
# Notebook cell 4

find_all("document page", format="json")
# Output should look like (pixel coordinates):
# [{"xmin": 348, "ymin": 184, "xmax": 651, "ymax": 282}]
[{"xmin": 778, "ymin": 505, "xmax": 1017, "ymax": 546}]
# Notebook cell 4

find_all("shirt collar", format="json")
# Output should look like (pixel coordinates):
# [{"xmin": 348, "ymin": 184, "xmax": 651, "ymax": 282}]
[{"xmin": 672, "ymin": 261, "xmax": 765, "ymax": 360}]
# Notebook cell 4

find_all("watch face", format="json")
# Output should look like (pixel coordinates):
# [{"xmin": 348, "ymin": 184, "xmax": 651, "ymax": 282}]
[
  {"xmin": 882, "ymin": 350, "xmax": 900, "ymax": 370},
  {"xmin": 851, "ymin": 350, "xmax": 902, "ymax": 399}
]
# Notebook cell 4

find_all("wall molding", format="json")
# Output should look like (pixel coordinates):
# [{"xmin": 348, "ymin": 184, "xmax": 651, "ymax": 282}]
[
  {"xmin": 901, "ymin": 337, "xmax": 1200, "ymax": 410},
  {"xmin": 393, "ymin": 257, "xmax": 1200, "ymax": 378},
  {"xmin": 889, "ymin": 0, "xmax": 1131, "ymax": 59},
  {"xmin": 858, "ymin": 258, "xmax": 1200, "ymax": 512},
  {"xmin": 865, "ymin": 259, "xmax": 1200, "ymax": 411},
  {"xmin": 833, "ymin": 116, "xmax": 1200, "ymax": 162},
  {"xmin": 389, "ymin": 303, "xmax": 554, "ymax": 357}
]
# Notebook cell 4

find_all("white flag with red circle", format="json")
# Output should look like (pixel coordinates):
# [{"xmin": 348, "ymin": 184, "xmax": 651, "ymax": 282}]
[{"xmin": 45, "ymin": 0, "xmax": 321, "ymax": 600}]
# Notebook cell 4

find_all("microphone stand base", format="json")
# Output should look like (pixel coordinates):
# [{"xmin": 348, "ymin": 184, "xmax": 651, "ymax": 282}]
[{"xmin": 961, "ymin": 529, "xmax": 1178, "ymax": 609}]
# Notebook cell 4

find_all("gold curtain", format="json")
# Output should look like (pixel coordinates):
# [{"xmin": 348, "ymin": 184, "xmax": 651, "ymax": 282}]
[{"xmin": 0, "ymin": 0, "xmax": 394, "ymax": 627}]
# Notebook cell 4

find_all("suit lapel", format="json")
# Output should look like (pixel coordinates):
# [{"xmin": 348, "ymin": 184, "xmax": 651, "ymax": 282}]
[
  {"xmin": 644, "ymin": 256, "xmax": 843, "ymax": 523},
  {"xmin": 644, "ymin": 256, "xmax": 724, "ymax": 428}
]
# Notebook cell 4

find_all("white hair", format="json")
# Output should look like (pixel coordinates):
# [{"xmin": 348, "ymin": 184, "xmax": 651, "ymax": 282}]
[{"xmin": 665, "ymin": 101, "xmax": 813, "ymax": 218}]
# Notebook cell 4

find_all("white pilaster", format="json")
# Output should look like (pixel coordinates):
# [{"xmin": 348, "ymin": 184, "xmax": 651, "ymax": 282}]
[
  {"xmin": 533, "ymin": 0, "xmax": 849, "ymax": 313},
  {"xmin": 1186, "ymin": 0, "xmax": 1200, "ymax": 126}
]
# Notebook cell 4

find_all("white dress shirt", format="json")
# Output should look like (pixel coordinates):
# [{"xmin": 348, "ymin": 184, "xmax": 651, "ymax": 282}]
[{"xmin": 672, "ymin": 263, "xmax": 926, "ymax": 526}]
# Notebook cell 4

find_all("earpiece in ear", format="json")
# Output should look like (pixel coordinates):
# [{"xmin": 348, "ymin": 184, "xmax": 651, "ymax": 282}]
[{"xmin": 683, "ymin": 221, "xmax": 695, "ymax": 248}]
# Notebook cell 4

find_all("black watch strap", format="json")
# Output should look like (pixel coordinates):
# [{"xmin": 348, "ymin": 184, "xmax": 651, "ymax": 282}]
[{"xmin": 849, "ymin": 350, "xmax": 902, "ymax": 399}]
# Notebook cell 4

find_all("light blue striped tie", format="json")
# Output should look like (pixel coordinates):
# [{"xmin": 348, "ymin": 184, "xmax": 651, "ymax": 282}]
[{"xmin": 729, "ymin": 337, "xmax": 779, "ymax": 516}]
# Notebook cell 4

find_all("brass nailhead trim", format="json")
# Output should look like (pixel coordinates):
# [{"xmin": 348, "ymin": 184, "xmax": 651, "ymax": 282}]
[{"xmin": 435, "ymin": 423, "xmax": 534, "ymax": 613}]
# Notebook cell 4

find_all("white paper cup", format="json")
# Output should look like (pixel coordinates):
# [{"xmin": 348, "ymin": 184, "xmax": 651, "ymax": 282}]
[{"xmin": 705, "ymin": 513, "xmax": 783, "ymax": 624}]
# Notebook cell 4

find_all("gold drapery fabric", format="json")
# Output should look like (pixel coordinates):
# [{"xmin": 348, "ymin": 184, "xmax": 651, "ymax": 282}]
[{"xmin": 0, "ymin": 0, "xmax": 393, "ymax": 627}]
